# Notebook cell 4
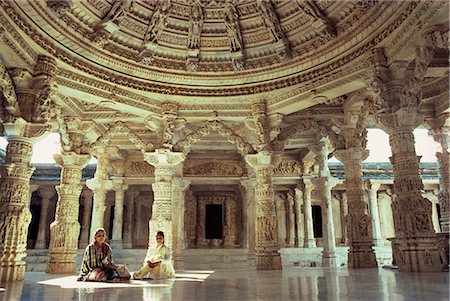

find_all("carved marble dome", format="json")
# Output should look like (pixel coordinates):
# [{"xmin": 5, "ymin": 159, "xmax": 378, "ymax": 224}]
[{"xmin": 0, "ymin": 0, "xmax": 448, "ymax": 158}]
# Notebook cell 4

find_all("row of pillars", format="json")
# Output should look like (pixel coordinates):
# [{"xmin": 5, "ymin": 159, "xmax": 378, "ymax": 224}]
[{"xmin": 0, "ymin": 123, "xmax": 449, "ymax": 281}]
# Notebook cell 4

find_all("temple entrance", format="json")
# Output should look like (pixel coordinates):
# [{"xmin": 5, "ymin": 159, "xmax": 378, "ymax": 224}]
[{"xmin": 205, "ymin": 204, "xmax": 223, "ymax": 239}]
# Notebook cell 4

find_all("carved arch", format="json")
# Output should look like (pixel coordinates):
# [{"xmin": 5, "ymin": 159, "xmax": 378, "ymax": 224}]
[
  {"xmin": 89, "ymin": 121, "xmax": 152, "ymax": 155},
  {"xmin": 173, "ymin": 120, "xmax": 256, "ymax": 156}
]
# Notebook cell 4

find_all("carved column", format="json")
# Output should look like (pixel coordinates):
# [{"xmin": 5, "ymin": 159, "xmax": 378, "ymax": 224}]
[
  {"xmin": 240, "ymin": 178, "xmax": 256, "ymax": 260},
  {"xmin": 123, "ymin": 190, "xmax": 139, "ymax": 248},
  {"xmin": 245, "ymin": 151, "xmax": 282, "ymax": 270},
  {"xmin": 302, "ymin": 178, "xmax": 316, "ymax": 248},
  {"xmin": 35, "ymin": 187, "xmax": 56, "ymax": 249},
  {"xmin": 428, "ymin": 115, "xmax": 450, "ymax": 232},
  {"xmin": 0, "ymin": 124, "xmax": 39, "ymax": 280},
  {"xmin": 287, "ymin": 193, "xmax": 296, "ymax": 246},
  {"xmin": 334, "ymin": 148, "xmax": 377, "ymax": 268},
  {"xmin": 224, "ymin": 195, "xmax": 238, "ymax": 247},
  {"xmin": 111, "ymin": 178, "xmax": 127, "ymax": 248},
  {"xmin": 79, "ymin": 189, "xmax": 93, "ymax": 247},
  {"xmin": 312, "ymin": 140, "xmax": 337, "ymax": 267},
  {"xmin": 340, "ymin": 192, "xmax": 349, "ymax": 245},
  {"xmin": 275, "ymin": 196, "xmax": 287, "ymax": 247},
  {"xmin": 47, "ymin": 152, "xmax": 90, "ymax": 273},
  {"xmin": 144, "ymin": 149, "xmax": 185, "ymax": 248},
  {"xmin": 86, "ymin": 151, "xmax": 113, "ymax": 242},
  {"xmin": 368, "ymin": 181, "xmax": 383, "ymax": 246},
  {"xmin": 172, "ymin": 178, "xmax": 190, "ymax": 270},
  {"xmin": 386, "ymin": 119, "xmax": 442, "ymax": 271},
  {"xmin": 294, "ymin": 187, "xmax": 304, "ymax": 247}
]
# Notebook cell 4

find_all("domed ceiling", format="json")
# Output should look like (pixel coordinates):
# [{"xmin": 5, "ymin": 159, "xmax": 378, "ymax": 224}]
[{"xmin": 0, "ymin": 0, "xmax": 448, "ymax": 158}]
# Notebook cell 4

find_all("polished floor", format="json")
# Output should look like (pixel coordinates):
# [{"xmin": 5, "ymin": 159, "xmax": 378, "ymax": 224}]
[{"xmin": 0, "ymin": 267, "xmax": 448, "ymax": 301}]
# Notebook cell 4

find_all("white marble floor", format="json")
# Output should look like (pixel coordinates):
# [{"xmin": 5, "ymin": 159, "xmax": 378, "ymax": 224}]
[{"xmin": 0, "ymin": 267, "xmax": 448, "ymax": 301}]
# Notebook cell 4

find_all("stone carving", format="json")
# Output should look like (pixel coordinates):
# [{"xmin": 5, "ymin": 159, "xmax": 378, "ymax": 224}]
[
  {"xmin": 296, "ymin": 0, "xmax": 336, "ymax": 39},
  {"xmin": 223, "ymin": 1, "xmax": 242, "ymax": 52},
  {"xmin": 102, "ymin": 0, "xmax": 131, "ymax": 25},
  {"xmin": 187, "ymin": 0, "xmax": 204, "ymax": 49},
  {"xmin": 184, "ymin": 161, "xmax": 246, "ymax": 176},
  {"xmin": 89, "ymin": 121, "xmax": 152, "ymax": 155},
  {"xmin": 273, "ymin": 160, "xmax": 301, "ymax": 175},
  {"xmin": 46, "ymin": 0, "xmax": 73, "ymax": 17},
  {"xmin": 126, "ymin": 161, "xmax": 155, "ymax": 176},
  {"xmin": 173, "ymin": 119, "xmax": 255, "ymax": 156},
  {"xmin": 258, "ymin": 1, "xmax": 279, "ymax": 38},
  {"xmin": 0, "ymin": 63, "xmax": 19, "ymax": 116},
  {"xmin": 143, "ymin": 0, "xmax": 171, "ymax": 45}
]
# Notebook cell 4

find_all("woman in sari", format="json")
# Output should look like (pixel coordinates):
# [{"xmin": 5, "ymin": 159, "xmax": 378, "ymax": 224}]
[
  {"xmin": 77, "ymin": 228, "xmax": 124, "ymax": 282},
  {"xmin": 132, "ymin": 231, "xmax": 175, "ymax": 280}
]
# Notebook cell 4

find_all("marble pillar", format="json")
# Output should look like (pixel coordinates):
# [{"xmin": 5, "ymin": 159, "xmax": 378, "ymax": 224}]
[
  {"xmin": 111, "ymin": 179, "xmax": 127, "ymax": 248},
  {"xmin": 245, "ymin": 151, "xmax": 282, "ymax": 270},
  {"xmin": 35, "ymin": 187, "xmax": 56, "ymax": 249},
  {"xmin": 47, "ymin": 152, "xmax": 90, "ymax": 273},
  {"xmin": 0, "ymin": 133, "xmax": 36, "ymax": 281},
  {"xmin": 312, "ymin": 140, "xmax": 337, "ymax": 267},
  {"xmin": 334, "ymin": 148, "xmax": 377, "ymax": 268},
  {"xmin": 171, "ymin": 178, "xmax": 190, "ymax": 270},
  {"xmin": 144, "ymin": 149, "xmax": 185, "ymax": 248},
  {"xmin": 240, "ymin": 178, "xmax": 257, "ymax": 261},
  {"xmin": 294, "ymin": 187, "xmax": 304, "ymax": 247},
  {"xmin": 123, "ymin": 190, "xmax": 139, "ymax": 248},
  {"xmin": 386, "ymin": 111, "xmax": 442, "ymax": 272},
  {"xmin": 79, "ymin": 189, "xmax": 93, "ymax": 247},
  {"xmin": 86, "ymin": 152, "xmax": 112, "ymax": 242},
  {"xmin": 368, "ymin": 181, "xmax": 383, "ymax": 246},
  {"xmin": 302, "ymin": 178, "xmax": 316, "ymax": 248},
  {"xmin": 287, "ymin": 193, "xmax": 296, "ymax": 246}
]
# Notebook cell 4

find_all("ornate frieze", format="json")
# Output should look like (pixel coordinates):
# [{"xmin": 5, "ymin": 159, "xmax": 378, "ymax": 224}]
[
  {"xmin": 273, "ymin": 160, "xmax": 301, "ymax": 175},
  {"xmin": 184, "ymin": 161, "xmax": 246, "ymax": 177}
]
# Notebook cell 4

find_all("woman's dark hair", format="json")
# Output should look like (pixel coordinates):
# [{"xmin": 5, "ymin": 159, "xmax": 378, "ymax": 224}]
[{"xmin": 156, "ymin": 231, "xmax": 164, "ymax": 238}]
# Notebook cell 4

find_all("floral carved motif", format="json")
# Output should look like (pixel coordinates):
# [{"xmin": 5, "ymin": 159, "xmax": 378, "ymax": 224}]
[{"xmin": 184, "ymin": 161, "xmax": 246, "ymax": 177}]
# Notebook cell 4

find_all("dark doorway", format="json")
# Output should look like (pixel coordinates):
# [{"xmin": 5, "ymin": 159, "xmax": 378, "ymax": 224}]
[
  {"xmin": 312, "ymin": 205, "xmax": 323, "ymax": 238},
  {"xmin": 205, "ymin": 204, "xmax": 223, "ymax": 239}
]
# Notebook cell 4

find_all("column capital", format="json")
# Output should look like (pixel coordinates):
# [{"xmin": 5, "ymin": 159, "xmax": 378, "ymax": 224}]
[
  {"xmin": 85, "ymin": 178, "xmax": 113, "ymax": 192},
  {"xmin": 245, "ymin": 150, "xmax": 273, "ymax": 169},
  {"xmin": 144, "ymin": 148, "xmax": 185, "ymax": 167},
  {"xmin": 111, "ymin": 176, "xmax": 128, "ymax": 191},
  {"xmin": 366, "ymin": 180, "xmax": 381, "ymax": 192},
  {"xmin": 334, "ymin": 147, "xmax": 369, "ymax": 163},
  {"xmin": 53, "ymin": 152, "xmax": 90, "ymax": 168}
]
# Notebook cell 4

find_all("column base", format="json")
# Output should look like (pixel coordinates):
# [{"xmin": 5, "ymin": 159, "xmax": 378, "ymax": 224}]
[
  {"xmin": 35, "ymin": 240, "xmax": 48, "ymax": 249},
  {"xmin": 393, "ymin": 237, "xmax": 445, "ymax": 272},
  {"xmin": 0, "ymin": 262, "xmax": 26, "ymax": 281},
  {"xmin": 348, "ymin": 246, "xmax": 378, "ymax": 268},
  {"xmin": 373, "ymin": 238, "xmax": 384, "ymax": 247},
  {"xmin": 322, "ymin": 251, "xmax": 337, "ymax": 267},
  {"xmin": 110, "ymin": 240, "xmax": 123, "ymax": 249},
  {"xmin": 255, "ymin": 252, "xmax": 282, "ymax": 270},
  {"xmin": 303, "ymin": 239, "xmax": 317, "ymax": 248},
  {"xmin": 46, "ymin": 251, "xmax": 77, "ymax": 274},
  {"xmin": 173, "ymin": 255, "xmax": 184, "ymax": 271}
]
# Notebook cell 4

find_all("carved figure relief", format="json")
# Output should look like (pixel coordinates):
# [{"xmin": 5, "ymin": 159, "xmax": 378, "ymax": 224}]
[
  {"xmin": 143, "ymin": 0, "xmax": 171, "ymax": 45},
  {"xmin": 223, "ymin": 2, "xmax": 242, "ymax": 52},
  {"xmin": 187, "ymin": 1, "xmax": 204, "ymax": 49},
  {"xmin": 257, "ymin": 0, "xmax": 284, "ymax": 42}
]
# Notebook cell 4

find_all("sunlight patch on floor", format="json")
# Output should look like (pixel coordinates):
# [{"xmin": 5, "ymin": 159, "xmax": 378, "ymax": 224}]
[{"xmin": 37, "ymin": 276, "xmax": 171, "ymax": 289}]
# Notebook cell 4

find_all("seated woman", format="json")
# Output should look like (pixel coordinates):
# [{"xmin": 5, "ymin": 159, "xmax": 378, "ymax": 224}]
[
  {"xmin": 77, "ymin": 227, "xmax": 127, "ymax": 282},
  {"xmin": 132, "ymin": 231, "xmax": 175, "ymax": 280}
]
